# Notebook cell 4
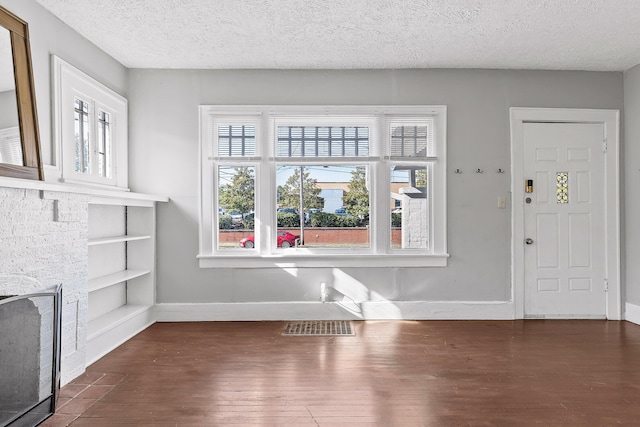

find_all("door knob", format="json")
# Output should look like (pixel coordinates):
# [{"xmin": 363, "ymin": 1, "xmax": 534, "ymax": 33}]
[{"xmin": 525, "ymin": 238, "xmax": 534, "ymax": 245}]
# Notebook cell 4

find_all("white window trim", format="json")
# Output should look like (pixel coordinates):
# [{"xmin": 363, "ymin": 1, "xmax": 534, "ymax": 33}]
[
  {"xmin": 52, "ymin": 55, "xmax": 129, "ymax": 190},
  {"xmin": 199, "ymin": 105, "xmax": 448, "ymax": 268}
]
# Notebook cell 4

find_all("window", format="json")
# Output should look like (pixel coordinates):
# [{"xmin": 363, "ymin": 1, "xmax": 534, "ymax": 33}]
[
  {"xmin": 217, "ymin": 165, "xmax": 256, "ymax": 249},
  {"xmin": 97, "ymin": 110, "xmax": 112, "ymax": 178},
  {"xmin": 53, "ymin": 56, "xmax": 128, "ymax": 189},
  {"xmin": 218, "ymin": 125, "xmax": 255, "ymax": 157},
  {"xmin": 277, "ymin": 126, "xmax": 369, "ymax": 157},
  {"xmin": 74, "ymin": 98, "xmax": 90, "ymax": 174},
  {"xmin": 0, "ymin": 127, "xmax": 21, "ymax": 165},
  {"xmin": 199, "ymin": 106, "xmax": 447, "ymax": 268},
  {"xmin": 388, "ymin": 120, "xmax": 435, "ymax": 252}
]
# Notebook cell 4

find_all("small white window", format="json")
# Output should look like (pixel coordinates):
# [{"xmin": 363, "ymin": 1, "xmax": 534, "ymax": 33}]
[{"xmin": 53, "ymin": 56, "xmax": 128, "ymax": 189}]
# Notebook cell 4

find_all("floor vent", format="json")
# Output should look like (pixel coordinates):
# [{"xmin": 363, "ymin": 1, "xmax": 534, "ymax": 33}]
[{"xmin": 281, "ymin": 320, "xmax": 355, "ymax": 336}]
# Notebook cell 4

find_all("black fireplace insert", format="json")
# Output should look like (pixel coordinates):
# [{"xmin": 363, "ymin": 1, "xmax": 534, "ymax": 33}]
[{"xmin": 0, "ymin": 284, "xmax": 62, "ymax": 427}]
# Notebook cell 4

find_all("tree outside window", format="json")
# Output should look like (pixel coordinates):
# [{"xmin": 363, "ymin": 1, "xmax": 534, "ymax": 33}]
[{"xmin": 218, "ymin": 166, "xmax": 255, "ymax": 236}]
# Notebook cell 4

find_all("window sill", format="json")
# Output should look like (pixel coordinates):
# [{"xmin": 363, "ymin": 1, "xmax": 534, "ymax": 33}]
[
  {"xmin": 58, "ymin": 176, "xmax": 129, "ymax": 192},
  {"xmin": 197, "ymin": 253, "xmax": 449, "ymax": 268}
]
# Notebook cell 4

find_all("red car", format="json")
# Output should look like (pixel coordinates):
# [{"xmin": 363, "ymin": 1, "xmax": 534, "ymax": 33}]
[{"xmin": 240, "ymin": 231, "xmax": 300, "ymax": 248}]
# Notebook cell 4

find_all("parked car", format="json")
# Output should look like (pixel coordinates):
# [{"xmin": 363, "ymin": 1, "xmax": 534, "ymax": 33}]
[
  {"xmin": 277, "ymin": 208, "xmax": 298, "ymax": 215},
  {"xmin": 335, "ymin": 208, "xmax": 347, "ymax": 215},
  {"xmin": 229, "ymin": 211, "xmax": 243, "ymax": 224},
  {"xmin": 239, "ymin": 231, "xmax": 300, "ymax": 248},
  {"xmin": 305, "ymin": 208, "xmax": 321, "ymax": 223}
]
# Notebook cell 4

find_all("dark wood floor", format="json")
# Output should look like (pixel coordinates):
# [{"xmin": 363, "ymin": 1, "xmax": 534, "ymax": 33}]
[{"xmin": 43, "ymin": 320, "xmax": 640, "ymax": 426}]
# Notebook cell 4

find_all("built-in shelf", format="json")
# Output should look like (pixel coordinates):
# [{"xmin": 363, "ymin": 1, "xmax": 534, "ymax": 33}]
[
  {"xmin": 86, "ymin": 194, "xmax": 166, "ymax": 367},
  {"xmin": 88, "ymin": 269, "xmax": 150, "ymax": 293},
  {"xmin": 88, "ymin": 235, "xmax": 151, "ymax": 246},
  {"xmin": 87, "ymin": 304, "xmax": 152, "ymax": 341}
]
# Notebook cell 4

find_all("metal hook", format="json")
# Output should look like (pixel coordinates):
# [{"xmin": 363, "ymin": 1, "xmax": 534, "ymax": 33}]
[
  {"xmin": 476, "ymin": 168, "xmax": 483, "ymax": 174},
  {"xmin": 497, "ymin": 168, "xmax": 505, "ymax": 174},
  {"xmin": 454, "ymin": 169, "xmax": 462, "ymax": 174}
]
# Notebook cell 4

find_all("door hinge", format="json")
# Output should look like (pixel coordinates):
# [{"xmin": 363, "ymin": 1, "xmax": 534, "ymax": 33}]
[
  {"xmin": 604, "ymin": 279, "xmax": 609, "ymax": 292},
  {"xmin": 603, "ymin": 137, "xmax": 608, "ymax": 153}
]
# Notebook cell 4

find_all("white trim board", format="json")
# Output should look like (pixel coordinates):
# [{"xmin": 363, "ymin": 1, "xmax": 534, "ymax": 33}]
[
  {"xmin": 509, "ymin": 108, "xmax": 621, "ymax": 320},
  {"xmin": 626, "ymin": 303, "xmax": 640, "ymax": 326},
  {"xmin": 154, "ymin": 301, "xmax": 515, "ymax": 322}
]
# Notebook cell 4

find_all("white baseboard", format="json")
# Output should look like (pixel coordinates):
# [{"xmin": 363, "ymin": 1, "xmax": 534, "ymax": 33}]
[
  {"xmin": 154, "ymin": 300, "xmax": 515, "ymax": 322},
  {"xmin": 625, "ymin": 302, "xmax": 640, "ymax": 326}
]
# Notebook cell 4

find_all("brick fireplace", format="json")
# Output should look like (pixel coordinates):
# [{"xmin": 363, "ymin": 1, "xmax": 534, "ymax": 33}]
[{"xmin": 0, "ymin": 186, "xmax": 88, "ymax": 385}]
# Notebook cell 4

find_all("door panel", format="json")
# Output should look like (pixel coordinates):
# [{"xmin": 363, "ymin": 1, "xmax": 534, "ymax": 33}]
[
  {"xmin": 568, "ymin": 213, "xmax": 590, "ymax": 267},
  {"xmin": 523, "ymin": 123, "xmax": 605, "ymax": 317},
  {"xmin": 536, "ymin": 213, "xmax": 558, "ymax": 268}
]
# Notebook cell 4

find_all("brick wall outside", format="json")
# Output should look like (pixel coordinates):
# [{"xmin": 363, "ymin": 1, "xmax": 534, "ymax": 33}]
[
  {"xmin": 0, "ymin": 187, "xmax": 89, "ymax": 384},
  {"xmin": 220, "ymin": 227, "xmax": 402, "ymax": 246}
]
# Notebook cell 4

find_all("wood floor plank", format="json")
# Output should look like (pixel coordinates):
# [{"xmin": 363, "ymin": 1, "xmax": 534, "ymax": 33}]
[{"xmin": 45, "ymin": 320, "xmax": 640, "ymax": 426}]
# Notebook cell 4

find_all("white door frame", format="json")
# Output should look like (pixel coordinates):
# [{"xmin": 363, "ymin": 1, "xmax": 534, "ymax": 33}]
[{"xmin": 510, "ymin": 108, "xmax": 621, "ymax": 320}]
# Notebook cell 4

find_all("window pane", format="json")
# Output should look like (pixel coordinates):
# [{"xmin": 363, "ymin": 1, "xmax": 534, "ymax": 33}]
[
  {"xmin": 97, "ymin": 110, "xmax": 111, "ymax": 178},
  {"xmin": 390, "ymin": 124, "xmax": 430, "ymax": 157},
  {"xmin": 276, "ymin": 164, "xmax": 369, "ymax": 248},
  {"xmin": 218, "ymin": 125, "xmax": 255, "ymax": 157},
  {"xmin": 277, "ymin": 126, "xmax": 369, "ymax": 157},
  {"xmin": 74, "ymin": 98, "xmax": 90, "ymax": 173},
  {"xmin": 556, "ymin": 172, "xmax": 569, "ymax": 204},
  {"xmin": 0, "ymin": 127, "xmax": 23, "ymax": 165},
  {"xmin": 391, "ymin": 165, "xmax": 428, "ymax": 249},
  {"xmin": 217, "ymin": 166, "xmax": 255, "ymax": 249}
]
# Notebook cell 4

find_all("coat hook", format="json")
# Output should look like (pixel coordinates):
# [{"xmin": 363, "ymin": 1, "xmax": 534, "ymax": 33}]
[
  {"xmin": 476, "ymin": 168, "xmax": 483, "ymax": 174},
  {"xmin": 455, "ymin": 168, "xmax": 462, "ymax": 174},
  {"xmin": 497, "ymin": 168, "xmax": 504, "ymax": 174}
]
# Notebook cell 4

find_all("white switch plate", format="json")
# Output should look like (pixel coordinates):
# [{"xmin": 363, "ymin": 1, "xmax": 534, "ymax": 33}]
[{"xmin": 498, "ymin": 196, "xmax": 506, "ymax": 209}]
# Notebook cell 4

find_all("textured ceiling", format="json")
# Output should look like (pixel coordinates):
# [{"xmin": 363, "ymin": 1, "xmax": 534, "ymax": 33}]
[{"xmin": 34, "ymin": 0, "xmax": 640, "ymax": 71}]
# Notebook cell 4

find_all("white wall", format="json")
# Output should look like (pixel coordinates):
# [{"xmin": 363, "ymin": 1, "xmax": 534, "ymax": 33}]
[
  {"xmin": 127, "ymin": 69, "xmax": 623, "ymax": 313},
  {"xmin": 0, "ymin": 0, "xmax": 630, "ymax": 320},
  {"xmin": 624, "ymin": 65, "xmax": 640, "ymax": 307}
]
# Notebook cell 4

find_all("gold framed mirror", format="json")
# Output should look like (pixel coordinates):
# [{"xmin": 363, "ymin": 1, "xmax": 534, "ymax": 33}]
[{"xmin": 0, "ymin": 6, "xmax": 43, "ymax": 180}]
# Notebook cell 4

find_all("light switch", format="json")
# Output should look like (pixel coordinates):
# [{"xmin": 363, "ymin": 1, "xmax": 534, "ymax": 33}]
[{"xmin": 498, "ymin": 196, "xmax": 506, "ymax": 209}]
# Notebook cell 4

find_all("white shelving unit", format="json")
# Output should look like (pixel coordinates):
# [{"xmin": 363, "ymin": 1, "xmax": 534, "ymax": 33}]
[
  {"xmin": 87, "ymin": 270, "xmax": 150, "ymax": 293},
  {"xmin": 88, "ymin": 235, "xmax": 151, "ymax": 246},
  {"xmin": 86, "ymin": 193, "xmax": 167, "ymax": 365}
]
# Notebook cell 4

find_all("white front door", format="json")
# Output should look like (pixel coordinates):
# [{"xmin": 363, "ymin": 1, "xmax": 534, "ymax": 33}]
[{"xmin": 522, "ymin": 122, "xmax": 606, "ymax": 318}]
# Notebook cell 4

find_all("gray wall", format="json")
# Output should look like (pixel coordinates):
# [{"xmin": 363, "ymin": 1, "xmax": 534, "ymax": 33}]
[
  {"xmin": 127, "ymin": 69, "xmax": 623, "ymax": 305},
  {"xmin": 0, "ymin": 0, "xmax": 127, "ymax": 166},
  {"xmin": 624, "ymin": 65, "xmax": 640, "ymax": 306},
  {"xmin": 1, "ymin": 0, "xmax": 630, "ymax": 311}
]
